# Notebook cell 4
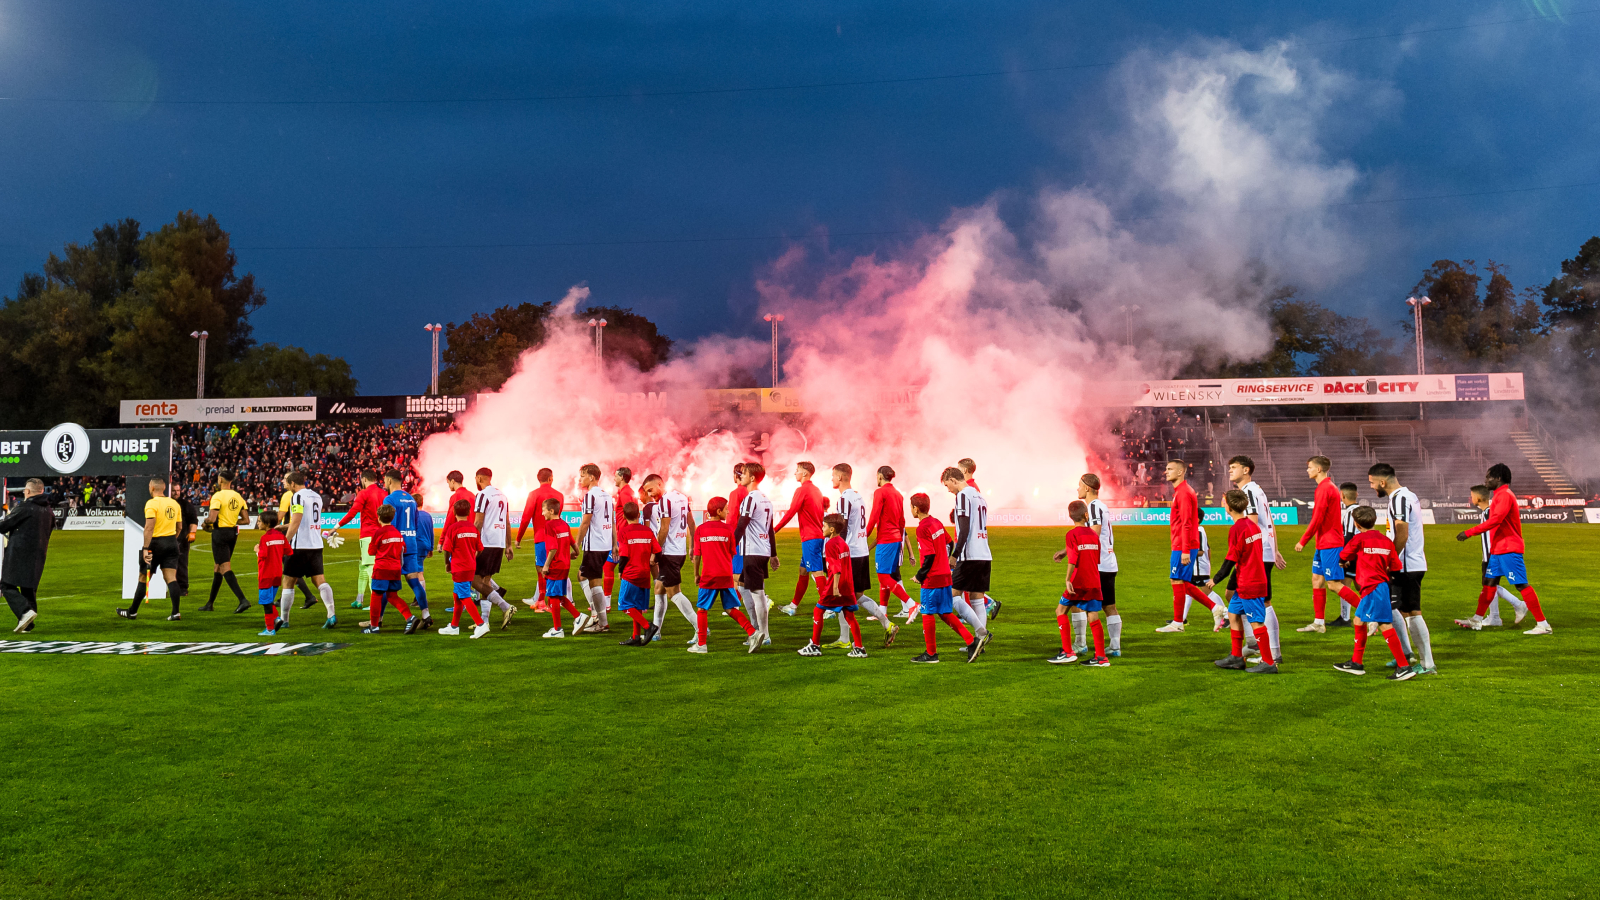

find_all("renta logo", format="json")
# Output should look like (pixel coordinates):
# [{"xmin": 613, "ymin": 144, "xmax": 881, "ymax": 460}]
[
  {"xmin": 1322, "ymin": 380, "xmax": 1419, "ymax": 395},
  {"xmin": 134, "ymin": 402, "xmax": 179, "ymax": 417}
]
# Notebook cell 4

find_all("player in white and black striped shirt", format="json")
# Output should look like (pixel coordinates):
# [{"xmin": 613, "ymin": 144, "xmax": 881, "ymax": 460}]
[
  {"xmin": 1066, "ymin": 474, "xmax": 1123, "ymax": 656},
  {"xmin": 640, "ymin": 473, "xmax": 699, "ymax": 638},
  {"xmin": 1370, "ymin": 463, "xmax": 1434, "ymax": 674},
  {"xmin": 1226, "ymin": 456, "xmax": 1285, "ymax": 663}
]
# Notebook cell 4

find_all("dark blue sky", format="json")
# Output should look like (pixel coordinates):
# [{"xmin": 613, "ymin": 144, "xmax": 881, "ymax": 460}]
[{"xmin": 1, "ymin": 1, "xmax": 1595, "ymax": 393}]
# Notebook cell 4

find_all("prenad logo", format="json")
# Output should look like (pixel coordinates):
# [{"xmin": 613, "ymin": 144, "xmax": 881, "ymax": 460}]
[{"xmin": 0, "ymin": 640, "xmax": 351, "ymax": 656}]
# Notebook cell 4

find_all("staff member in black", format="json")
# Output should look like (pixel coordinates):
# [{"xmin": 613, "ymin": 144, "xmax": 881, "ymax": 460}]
[
  {"xmin": 0, "ymin": 478, "xmax": 53, "ymax": 633},
  {"xmin": 118, "ymin": 476, "xmax": 187, "ymax": 621},
  {"xmin": 171, "ymin": 482, "xmax": 200, "ymax": 601}
]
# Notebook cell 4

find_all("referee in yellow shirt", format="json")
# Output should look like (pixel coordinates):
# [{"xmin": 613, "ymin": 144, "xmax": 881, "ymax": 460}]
[
  {"xmin": 118, "ymin": 476, "xmax": 187, "ymax": 621},
  {"xmin": 203, "ymin": 468, "xmax": 249, "ymax": 612}
]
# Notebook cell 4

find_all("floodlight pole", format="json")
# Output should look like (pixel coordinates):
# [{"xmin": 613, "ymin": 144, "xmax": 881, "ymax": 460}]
[
  {"xmin": 1408, "ymin": 296, "xmax": 1432, "ymax": 421},
  {"xmin": 190, "ymin": 331, "xmax": 208, "ymax": 398},
  {"xmin": 764, "ymin": 313, "xmax": 784, "ymax": 386},
  {"xmin": 1118, "ymin": 305, "xmax": 1140, "ymax": 346},
  {"xmin": 424, "ymin": 324, "xmax": 442, "ymax": 394}
]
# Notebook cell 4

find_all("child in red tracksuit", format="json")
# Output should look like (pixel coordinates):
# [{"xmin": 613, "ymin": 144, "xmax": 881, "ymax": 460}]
[
  {"xmin": 798, "ymin": 513, "xmax": 866, "ymax": 658},
  {"xmin": 440, "ymin": 498, "xmax": 490, "ymax": 638},
  {"xmin": 362, "ymin": 504, "xmax": 417, "ymax": 634}
]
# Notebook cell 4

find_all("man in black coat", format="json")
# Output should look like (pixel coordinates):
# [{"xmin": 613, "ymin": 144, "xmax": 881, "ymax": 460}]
[{"xmin": 1, "ymin": 478, "xmax": 53, "ymax": 632}]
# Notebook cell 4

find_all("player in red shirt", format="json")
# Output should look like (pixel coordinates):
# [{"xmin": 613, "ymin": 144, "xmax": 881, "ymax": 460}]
[
  {"xmin": 337, "ymin": 469, "xmax": 388, "ymax": 610},
  {"xmin": 253, "ymin": 510, "xmax": 289, "ymax": 635},
  {"xmin": 444, "ymin": 470, "xmax": 476, "ymax": 526},
  {"xmin": 537, "ymin": 499, "xmax": 580, "ymax": 637},
  {"xmin": 1156, "ymin": 460, "xmax": 1225, "ymax": 634},
  {"xmin": 904, "ymin": 492, "xmax": 977, "ymax": 663},
  {"xmin": 1293, "ymin": 455, "xmax": 1360, "ymax": 632},
  {"xmin": 515, "ymin": 467, "xmax": 565, "ymax": 610},
  {"xmin": 1330, "ymin": 506, "xmax": 1414, "ymax": 679},
  {"xmin": 865, "ymin": 466, "xmax": 914, "ymax": 616},
  {"xmin": 1456, "ymin": 462, "xmax": 1550, "ymax": 633},
  {"xmin": 614, "ymin": 501, "xmax": 661, "ymax": 646},
  {"xmin": 437, "ymin": 499, "xmax": 490, "ymax": 638},
  {"xmin": 601, "ymin": 467, "xmax": 636, "ymax": 601},
  {"xmin": 1051, "ymin": 501, "xmax": 1110, "ymax": 666},
  {"xmin": 797, "ymin": 513, "xmax": 866, "ymax": 658},
  {"xmin": 775, "ymin": 461, "xmax": 829, "ymax": 615},
  {"xmin": 362, "ymin": 504, "xmax": 418, "ymax": 635},
  {"xmin": 1207, "ymin": 490, "xmax": 1277, "ymax": 674},
  {"xmin": 688, "ymin": 497, "xmax": 756, "ymax": 652}
]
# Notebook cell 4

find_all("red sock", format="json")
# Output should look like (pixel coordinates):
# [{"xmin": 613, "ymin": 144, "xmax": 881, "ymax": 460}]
[
  {"xmin": 729, "ymin": 608, "xmax": 755, "ymax": 636},
  {"xmin": 264, "ymin": 609, "xmax": 277, "ymax": 630},
  {"xmin": 464, "ymin": 598, "xmax": 484, "ymax": 626},
  {"xmin": 369, "ymin": 591, "xmax": 384, "ymax": 627},
  {"xmin": 1336, "ymin": 585, "xmax": 1360, "ymax": 606},
  {"xmin": 1253, "ymin": 625, "xmax": 1274, "ymax": 665},
  {"xmin": 626, "ymin": 608, "xmax": 648, "ymax": 637},
  {"xmin": 1171, "ymin": 584, "xmax": 1186, "ymax": 622},
  {"xmin": 1475, "ymin": 585, "xmax": 1494, "ymax": 617},
  {"xmin": 1382, "ymin": 627, "xmax": 1409, "ymax": 666},
  {"xmin": 451, "ymin": 602, "xmax": 462, "ymax": 628},
  {"xmin": 1184, "ymin": 583, "xmax": 1215, "ymax": 609},
  {"xmin": 941, "ymin": 612, "xmax": 974, "ymax": 643},
  {"xmin": 1353, "ymin": 627, "xmax": 1368, "ymax": 664},
  {"xmin": 1230, "ymin": 628, "xmax": 1243, "ymax": 657},
  {"xmin": 923, "ymin": 615, "xmax": 938, "ymax": 654},
  {"xmin": 1312, "ymin": 587, "xmax": 1327, "ymax": 620},
  {"xmin": 878, "ymin": 573, "xmax": 909, "ymax": 603},
  {"xmin": 1090, "ymin": 619, "xmax": 1106, "ymax": 657},
  {"xmin": 696, "ymin": 609, "xmax": 708, "ymax": 645},
  {"xmin": 1056, "ymin": 613, "xmax": 1074, "ymax": 653},
  {"xmin": 845, "ymin": 610, "xmax": 862, "ymax": 647},
  {"xmin": 813, "ymin": 574, "xmax": 830, "ymax": 599},
  {"xmin": 550, "ymin": 599, "xmax": 563, "ymax": 630},
  {"xmin": 388, "ymin": 592, "xmax": 412, "ymax": 620},
  {"xmin": 1521, "ymin": 587, "xmax": 1546, "ymax": 622},
  {"xmin": 602, "ymin": 561, "xmax": 615, "ymax": 598},
  {"xmin": 811, "ymin": 606, "xmax": 826, "ymax": 645}
]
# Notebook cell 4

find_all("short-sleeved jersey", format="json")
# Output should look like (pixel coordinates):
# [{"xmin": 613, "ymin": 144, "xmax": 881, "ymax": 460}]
[
  {"xmin": 278, "ymin": 489, "xmax": 294, "ymax": 516},
  {"xmin": 838, "ymin": 488, "xmax": 869, "ymax": 557},
  {"xmin": 255, "ymin": 529, "xmax": 288, "ymax": 587},
  {"xmin": 542, "ymin": 519, "xmax": 574, "ymax": 572},
  {"xmin": 914, "ymin": 517, "xmax": 953, "ymax": 588},
  {"xmin": 1341, "ymin": 503, "xmax": 1357, "ymax": 545},
  {"xmin": 694, "ymin": 519, "xmax": 736, "ymax": 589},
  {"xmin": 1238, "ymin": 480, "xmax": 1275, "ymax": 562},
  {"xmin": 384, "ymin": 489, "xmax": 420, "ymax": 554},
  {"xmin": 1063, "ymin": 525, "xmax": 1102, "ymax": 592},
  {"xmin": 1086, "ymin": 498, "xmax": 1118, "ymax": 572},
  {"xmin": 1307, "ymin": 478, "xmax": 1345, "ymax": 550},
  {"xmin": 617, "ymin": 522, "xmax": 661, "ymax": 589},
  {"xmin": 580, "ymin": 486, "xmax": 615, "ymax": 552},
  {"xmin": 867, "ymin": 483, "xmax": 906, "ymax": 546},
  {"xmin": 441, "ymin": 519, "xmax": 483, "ymax": 578},
  {"xmin": 145, "ymin": 496, "xmax": 181, "ymax": 538},
  {"xmin": 1476, "ymin": 506, "xmax": 1492, "ymax": 562},
  {"xmin": 370, "ymin": 524, "xmax": 407, "ymax": 579},
  {"xmin": 774, "ymin": 480, "xmax": 827, "ymax": 540},
  {"xmin": 1169, "ymin": 481, "xmax": 1200, "ymax": 552},
  {"xmin": 208, "ymin": 489, "xmax": 246, "ymax": 528},
  {"xmin": 1339, "ymin": 529, "xmax": 1401, "ymax": 593},
  {"xmin": 823, "ymin": 535, "xmax": 854, "ymax": 600},
  {"xmin": 736, "ymin": 490, "xmax": 775, "ymax": 557},
  {"xmin": 517, "ymin": 484, "xmax": 563, "ymax": 542},
  {"xmin": 289, "ymin": 489, "xmax": 324, "ymax": 550},
  {"xmin": 952, "ymin": 486, "xmax": 991, "ymax": 561},
  {"xmin": 1386, "ymin": 485, "xmax": 1426, "ymax": 572},
  {"xmin": 1193, "ymin": 526, "xmax": 1213, "ymax": 578},
  {"xmin": 1224, "ymin": 517, "xmax": 1269, "ymax": 598},
  {"xmin": 652, "ymin": 489, "xmax": 691, "ymax": 555},
  {"xmin": 474, "ymin": 485, "xmax": 509, "ymax": 549}
]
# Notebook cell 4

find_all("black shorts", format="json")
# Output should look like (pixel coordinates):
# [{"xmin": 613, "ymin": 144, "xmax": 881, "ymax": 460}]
[
  {"xmin": 475, "ymin": 547, "xmax": 505, "ymax": 578},
  {"xmin": 284, "ymin": 548, "xmax": 324, "ymax": 579},
  {"xmin": 656, "ymin": 554, "xmax": 686, "ymax": 588},
  {"xmin": 1099, "ymin": 570, "xmax": 1117, "ymax": 607},
  {"xmin": 211, "ymin": 526, "xmax": 238, "ymax": 564},
  {"xmin": 580, "ymin": 550, "xmax": 609, "ymax": 581},
  {"xmin": 1392, "ymin": 570, "xmax": 1424, "ymax": 613},
  {"xmin": 951, "ymin": 560, "xmax": 991, "ymax": 593},
  {"xmin": 147, "ymin": 536, "xmax": 182, "ymax": 573},
  {"xmin": 851, "ymin": 556, "xmax": 870, "ymax": 597},
  {"xmin": 740, "ymin": 555, "xmax": 770, "ymax": 592}
]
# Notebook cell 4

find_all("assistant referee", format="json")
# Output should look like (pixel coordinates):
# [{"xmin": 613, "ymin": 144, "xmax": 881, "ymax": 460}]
[
  {"xmin": 203, "ymin": 468, "xmax": 249, "ymax": 612},
  {"xmin": 118, "ymin": 476, "xmax": 187, "ymax": 621}
]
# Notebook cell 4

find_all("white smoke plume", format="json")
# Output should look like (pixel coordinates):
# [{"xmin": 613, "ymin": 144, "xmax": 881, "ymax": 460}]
[{"xmin": 416, "ymin": 41, "xmax": 1371, "ymax": 515}]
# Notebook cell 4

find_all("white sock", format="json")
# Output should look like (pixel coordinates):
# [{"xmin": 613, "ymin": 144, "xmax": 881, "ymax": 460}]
[
  {"xmin": 489, "ymin": 590, "xmax": 512, "ymax": 612},
  {"xmin": 1207, "ymin": 591, "xmax": 1225, "ymax": 611},
  {"xmin": 479, "ymin": 598, "xmax": 493, "ymax": 621},
  {"xmin": 652, "ymin": 592, "xmax": 667, "ymax": 625},
  {"xmin": 279, "ymin": 591, "xmax": 290, "ymax": 624},
  {"xmin": 1339, "ymin": 599, "xmax": 1352, "ymax": 620},
  {"xmin": 1182, "ymin": 595, "xmax": 1194, "ymax": 622},
  {"xmin": 954, "ymin": 596, "xmax": 981, "ymax": 632},
  {"xmin": 1485, "ymin": 596, "xmax": 1502, "ymax": 624},
  {"xmin": 1264, "ymin": 605, "xmax": 1281, "ymax": 658},
  {"xmin": 1106, "ymin": 613, "xmax": 1123, "ymax": 651},
  {"xmin": 673, "ymin": 592, "xmax": 698, "ymax": 627},
  {"xmin": 837, "ymin": 609, "xmax": 850, "ymax": 642},
  {"xmin": 318, "ymin": 582, "xmax": 336, "ymax": 616},
  {"xmin": 583, "ymin": 583, "xmax": 602, "ymax": 611},
  {"xmin": 1069, "ymin": 608, "xmax": 1088, "ymax": 654},
  {"xmin": 1395, "ymin": 615, "xmax": 1415, "ymax": 655},
  {"xmin": 966, "ymin": 593, "xmax": 989, "ymax": 636},
  {"xmin": 1409, "ymin": 616, "xmax": 1434, "ymax": 668},
  {"xmin": 754, "ymin": 590, "xmax": 770, "ymax": 633},
  {"xmin": 1497, "ymin": 585, "xmax": 1526, "ymax": 612},
  {"xmin": 859, "ymin": 595, "xmax": 890, "ymax": 629}
]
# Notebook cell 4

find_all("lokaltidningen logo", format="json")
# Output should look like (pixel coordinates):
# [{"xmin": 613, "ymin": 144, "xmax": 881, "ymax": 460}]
[{"xmin": 240, "ymin": 404, "xmax": 313, "ymax": 414}]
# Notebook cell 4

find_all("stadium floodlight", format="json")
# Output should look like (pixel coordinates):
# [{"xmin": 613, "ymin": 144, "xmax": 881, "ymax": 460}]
[
  {"xmin": 1407, "ymin": 296, "xmax": 1432, "ymax": 420},
  {"xmin": 424, "ymin": 324, "xmax": 443, "ymax": 395},
  {"xmin": 1117, "ymin": 305, "xmax": 1140, "ymax": 346},
  {"xmin": 763, "ymin": 313, "xmax": 785, "ymax": 386},
  {"xmin": 589, "ymin": 317, "xmax": 608, "ymax": 364},
  {"xmin": 189, "ymin": 331, "xmax": 208, "ymax": 399}
]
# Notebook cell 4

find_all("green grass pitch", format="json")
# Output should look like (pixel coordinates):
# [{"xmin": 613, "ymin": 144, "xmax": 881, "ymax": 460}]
[{"xmin": 1, "ymin": 524, "xmax": 1595, "ymax": 899}]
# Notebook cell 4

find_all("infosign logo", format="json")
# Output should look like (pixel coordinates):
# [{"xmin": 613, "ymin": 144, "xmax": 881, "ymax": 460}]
[{"xmin": 405, "ymin": 395, "xmax": 467, "ymax": 415}]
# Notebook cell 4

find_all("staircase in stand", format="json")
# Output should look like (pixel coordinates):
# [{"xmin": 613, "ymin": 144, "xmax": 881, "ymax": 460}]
[{"xmin": 1511, "ymin": 432, "xmax": 1579, "ymax": 496}]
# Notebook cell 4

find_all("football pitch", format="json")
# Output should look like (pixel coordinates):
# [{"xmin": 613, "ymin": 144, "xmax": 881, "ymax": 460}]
[{"xmin": 2, "ymin": 524, "xmax": 1595, "ymax": 899}]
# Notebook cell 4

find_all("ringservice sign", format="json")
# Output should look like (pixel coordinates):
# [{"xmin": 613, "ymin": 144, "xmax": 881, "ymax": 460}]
[{"xmin": 1095, "ymin": 373, "xmax": 1525, "ymax": 407}]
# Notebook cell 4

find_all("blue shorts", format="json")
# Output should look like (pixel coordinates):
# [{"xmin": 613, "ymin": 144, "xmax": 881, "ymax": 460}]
[
  {"xmin": 1169, "ymin": 550, "xmax": 1195, "ymax": 582},
  {"xmin": 1313, "ymin": 547, "xmax": 1346, "ymax": 581},
  {"xmin": 452, "ymin": 581, "xmax": 476, "ymax": 600},
  {"xmin": 372, "ymin": 578, "xmax": 403, "ymax": 593},
  {"xmin": 697, "ymin": 587, "xmax": 741, "ymax": 610},
  {"xmin": 1355, "ymin": 581, "xmax": 1394, "ymax": 624},
  {"xmin": 1486, "ymin": 552, "xmax": 1528, "ymax": 585},
  {"xmin": 1064, "ymin": 594, "xmax": 1104, "ymax": 613},
  {"xmin": 919, "ymin": 586, "xmax": 954, "ymax": 615},
  {"xmin": 875, "ymin": 543, "xmax": 902, "ymax": 576},
  {"xmin": 820, "ymin": 601, "xmax": 859, "ymax": 613},
  {"xmin": 731, "ymin": 555, "xmax": 744, "ymax": 575},
  {"xmin": 545, "ymin": 578, "xmax": 569, "ymax": 599},
  {"xmin": 618, "ymin": 581, "xmax": 651, "ymax": 611},
  {"xmin": 257, "ymin": 587, "xmax": 278, "ymax": 607},
  {"xmin": 534, "ymin": 542, "xmax": 548, "ymax": 567},
  {"xmin": 402, "ymin": 552, "xmax": 423, "ymax": 575},
  {"xmin": 800, "ymin": 539, "xmax": 824, "ymax": 572},
  {"xmin": 1228, "ymin": 595, "xmax": 1268, "ymax": 624}
]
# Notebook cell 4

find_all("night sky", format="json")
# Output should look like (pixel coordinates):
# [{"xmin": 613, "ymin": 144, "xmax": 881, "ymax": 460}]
[{"xmin": 1, "ymin": 1, "xmax": 1595, "ymax": 393}]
